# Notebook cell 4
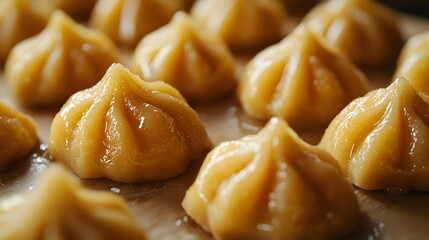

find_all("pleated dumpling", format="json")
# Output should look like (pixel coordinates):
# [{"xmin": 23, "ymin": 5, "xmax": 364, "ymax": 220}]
[
  {"xmin": 237, "ymin": 26, "xmax": 369, "ymax": 129},
  {"xmin": 0, "ymin": 0, "xmax": 46, "ymax": 63},
  {"xmin": 131, "ymin": 12, "xmax": 236, "ymax": 103},
  {"xmin": 182, "ymin": 117, "xmax": 360, "ymax": 240},
  {"xmin": 394, "ymin": 32, "xmax": 429, "ymax": 102},
  {"xmin": 0, "ymin": 165, "xmax": 146, "ymax": 240},
  {"xmin": 191, "ymin": 0, "xmax": 287, "ymax": 50},
  {"xmin": 0, "ymin": 102, "xmax": 38, "ymax": 171},
  {"xmin": 319, "ymin": 78, "xmax": 429, "ymax": 192},
  {"xmin": 90, "ymin": 0, "xmax": 186, "ymax": 47},
  {"xmin": 304, "ymin": 0, "xmax": 403, "ymax": 68},
  {"xmin": 49, "ymin": 64, "xmax": 212, "ymax": 183},
  {"xmin": 5, "ymin": 11, "xmax": 121, "ymax": 107}
]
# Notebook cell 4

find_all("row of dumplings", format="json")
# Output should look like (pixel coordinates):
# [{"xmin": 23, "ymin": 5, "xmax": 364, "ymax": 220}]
[{"xmin": 1, "ymin": 0, "xmax": 429, "ymax": 239}]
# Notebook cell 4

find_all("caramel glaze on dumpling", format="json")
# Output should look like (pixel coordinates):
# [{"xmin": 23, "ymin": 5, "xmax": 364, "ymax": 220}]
[
  {"xmin": 191, "ymin": 0, "xmax": 287, "ymax": 51},
  {"xmin": 0, "ymin": 165, "xmax": 146, "ymax": 240},
  {"xmin": 183, "ymin": 117, "xmax": 360, "ymax": 240},
  {"xmin": 0, "ymin": 0, "xmax": 47, "ymax": 64},
  {"xmin": 0, "ymin": 101, "xmax": 38, "ymax": 171},
  {"xmin": 304, "ymin": 0, "xmax": 403, "ymax": 68},
  {"xmin": 394, "ymin": 32, "xmax": 429, "ymax": 102},
  {"xmin": 131, "ymin": 12, "xmax": 236, "ymax": 103},
  {"xmin": 90, "ymin": 0, "xmax": 186, "ymax": 47},
  {"xmin": 49, "ymin": 64, "xmax": 212, "ymax": 183},
  {"xmin": 5, "ymin": 11, "xmax": 121, "ymax": 107},
  {"xmin": 238, "ymin": 25, "xmax": 369, "ymax": 129},
  {"xmin": 319, "ymin": 78, "xmax": 429, "ymax": 192}
]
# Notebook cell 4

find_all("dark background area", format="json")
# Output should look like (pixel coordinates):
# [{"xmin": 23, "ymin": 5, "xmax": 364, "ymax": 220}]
[{"xmin": 377, "ymin": 0, "xmax": 429, "ymax": 17}]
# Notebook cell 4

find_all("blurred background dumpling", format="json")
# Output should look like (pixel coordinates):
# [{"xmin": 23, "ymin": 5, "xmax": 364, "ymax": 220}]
[
  {"xmin": 0, "ymin": 0, "xmax": 47, "ymax": 64},
  {"xmin": 183, "ymin": 117, "xmax": 360, "ymax": 240},
  {"xmin": 5, "ymin": 11, "xmax": 121, "ymax": 107},
  {"xmin": 394, "ymin": 32, "xmax": 429, "ymax": 102},
  {"xmin": 191, "ymin": 0, "xmax": 287, "ymax": 51},
  {"xmin": 131, "ymin": 12, "xmax": 236, "ymax": 103},
  {"xmin": 49, "ymin": 64, "xmax": 212, "ymax": 183},
  {"xmin": 0, "ymin": 165, "xmax": 146, "ymax": 240},
  {"xmin": 28, "ymin": 0, "xmax": 97, "ymax": 19},
  {"xmin": 237, "ymin": 25, "xmax": 369, "ymax": 129},
  {"xmin": 0, "ymin": 102, "xmax": 38, "ymax": 171},
  {"xmin": 304, "ymin": 0, "xmax": 403, "ymax": 68},
  {"xmin": 90, "ymin": 0, "xmax": 187, "ymax": 48},
  {"xmin": 319, "ymin": 78, "xmax": 429, "ymax": 192}
]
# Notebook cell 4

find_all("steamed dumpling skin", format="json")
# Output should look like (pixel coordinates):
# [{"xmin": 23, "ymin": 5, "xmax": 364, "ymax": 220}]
[
  {"xmin": 191, "ymin": 0, "xmax": 287, "ymax": 50},
  {"xmin": 90, "ymin": 0, "xmax": 186, "ymax": 47},
  {"xmin": 304, "ymin": 0, "xmax": 403, "ymax": 68},
  {"xmin": 0, "ymin": 0, "xmax": 46, "ymax": 63},
  {"xmin": 183, "ymin": 118, "xmax": 360, "ymax": 240},
  {"xmin": 5, "ymin": 11, "xmax": 121, "ymax": 107},
  {"xmin": 394, "ymin": 32, "xmax": 429, "ymax": 102},
  {"xmin": 319, "ymin": 78, "xmax": 429, "ymax": 192},
  {"xmin": 49, "ymin": 64, "xmax": 212, "ymax": 183},
  {"xmin": 131, "ymin": 12, "xmax": 236, "ymax": 103},
  {"xmin": 238, "ymin": 25, "xmax": 369, "ymax": 129},
  {"xmin": 0, "ymin": 102, "xmax": 38, "ymax": 171},
  {"xmin": 0, "ymin": 165, "xmax": 146, "ymax": 240}
]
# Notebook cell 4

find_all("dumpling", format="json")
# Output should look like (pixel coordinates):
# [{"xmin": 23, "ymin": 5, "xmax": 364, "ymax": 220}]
[
  {"xmin": 190, "ymin": 0, "xmax": 287, "ymax": 50},
  {"xmin": 0, "ymin": 102, "xmax": 38, "ymax": 171},
  {"xmin": 0, "ymin": 164, "xmax": 146, "ymax": 240},
  {"xmin": 31, "ymin": 0, "xmax": 97, "ymax": 19},
  {"xmin": 319, "ymin": 78, "xmax": 429, "ymax": 192},
  {"xmin": 49, "ymin": 63, "xmax": 212, "ymax": 183},
  {"xmin": 90, "ymin": 0, "xmax": 186, "ymax": 47},
  {"xmin": 5, "ymin": 11, "xmax": 121, "ymax": 107},
  {"xmin": 0, "ymin": 0, "xmax": 46, "ymax": 63},
  {"xmin": 131, "ymin": 12, "xmax": 236, "ymax": 103},
  {"xmin": 394, "ymin": 32, "xmax": 429, "ymax": 102},
  {"xmin": 237, "ymin": 25, "xmax": 369, "ymax": 129},
  {"xmin": 182, "ymin": 117, "xmax": 360, "ymax": 240},
  {"xmin": 304, "ymin": 0, "xmax": 403, "ymax": 68}
]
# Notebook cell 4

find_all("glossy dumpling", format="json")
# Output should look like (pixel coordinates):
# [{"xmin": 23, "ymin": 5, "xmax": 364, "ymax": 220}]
[
  {"xmin": 237, "ymin": 26, "xmax": 369, "ymax": 129},
  {"xmin": 0, "ymin": 165, "xmax": 146, "ymax": 240},
  {"xmin": 90, "ymin": 0, "xmax": 186, "ymax": 47},
  {"xmin": 5, "ymin": 11, "xmax": 121, "ymax": 107},
  {"xmin": 183, "ymin": 117, "xmax": 360, "ymax": 240},
  {"xmin": 0, "ymin": 102, "xmax": 38, "ymax": 171},
  {"xmin": 191, "ymin": 0, "xmax": 287, "ymax": 50},
  {"xmin": 0, "ymin": 0, "xmax": 46, "ymax": 63},
  {"xmin": 131, "ymin": 12, "xmax": 236, "ymax": 103},
  {"xmin": 394, "ymin": 32, "xmax": 429, "ymax": 102},
  {"xmin": 49, "ymin": 64, "xmax": 212, "ymax": 183},
  {"xmin": 319, "ymin": 78, "xmax": 429, "ymax": 192},
  {"xmin": 304, "ymin": 0, "xmax": 403, "ymax": 67}
]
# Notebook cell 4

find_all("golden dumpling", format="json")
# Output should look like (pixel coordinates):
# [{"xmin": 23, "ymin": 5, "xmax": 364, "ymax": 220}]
[
  {"xmin": 90, "ymin": 0, "xmax": 186, "ymax": 47},
  {"xmin": 394, "ymin": 32, "xmax": 429, "ymax": 102},
  {"xmin": 319, "ymin": 78, "xmax": 429, "ymax": 192},
  {"xmin": 304, "ymin": 0, "xmax": 403, "ymax": 68},
  {"xmin": 0, "ymin": 165, "xmax": 146, "ymax": 240},
  {"xmin": 33, "ymin": 0, "xmax": 97, "ymax": 19},
  {"xmin": 0, "ymin": 0, "xmax": 46, "ymax": 63},
  {"xmin": 49, "ymin": 63, "xmax": 212, "ymax": 183},
  {"xmin": 190, "ymin": 0, "xmax": 287, "ymax": 50},
  {"xmin": 237, "ymin": 26, "xmax": 369, "ymax": 129},
  {"xmin": 5, "ymin": 11, "xmax": 121, "ymax": 107},
  {"xmin": 0, "ymin": 102, "xmax": 38, "ymax": 171},
  {"xmin": 183, "ymin": 117, "xmax": 359, "ymax": 240},
  {"xmin": 131, "ymin": 12, "xmax": 236, "ymax": 103}
]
